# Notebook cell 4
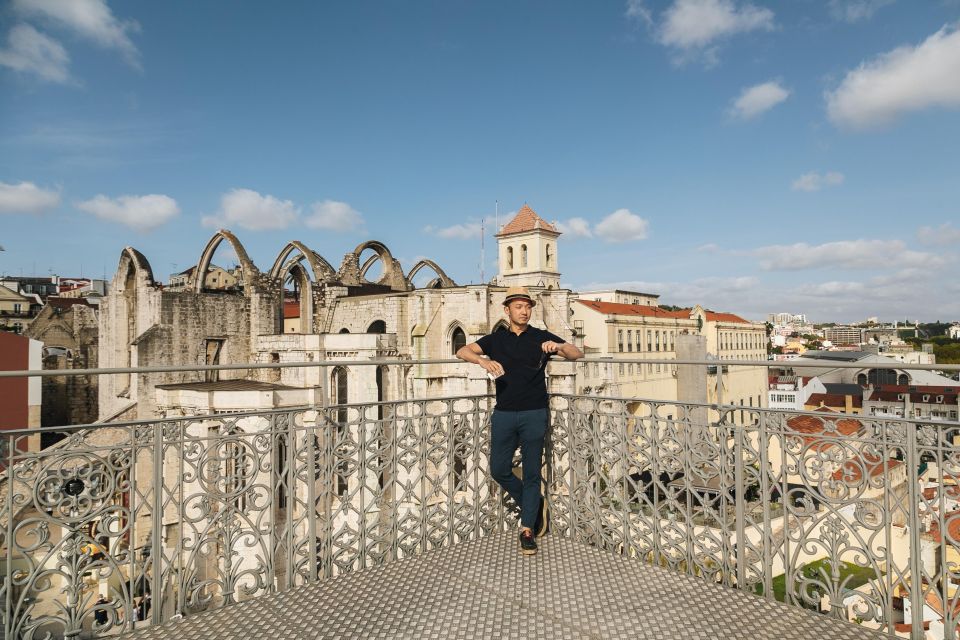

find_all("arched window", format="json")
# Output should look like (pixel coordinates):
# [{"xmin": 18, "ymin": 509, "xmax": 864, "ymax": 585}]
[
  {"xmin": 506, "ymin": 247, "xmax": 514, "ymax": 269},
  {"xmin": 545, "ymin": 243, "xmax": 553, "ymax": 267},
  {"xmin": 867, "ymin": 368, "xmax": 898, "ymax": 386},
  {"xmin": 451, "ymin": 326, "xmax": 466, "ymax": 355},
  {"xmin": 898, "ymin": 373, "xmax": 909, "ymax": 385},
  {"xmin": 521, "ymin": 244, "xmax": 528, "ymax": 267},
  {"xmin": 339, "ymin": 327, "xmax": 350, "ymax": 334},
  {"xmin": 367, "ymin": 320, "xmax": 386, "ymax": 334},
  {"xmin": 857, "ymin": 373, "xmax": 868, "ymax": 386}
]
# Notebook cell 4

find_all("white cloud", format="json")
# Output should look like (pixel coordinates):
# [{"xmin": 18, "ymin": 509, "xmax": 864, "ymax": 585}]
[
  {"xmin": 752, "ymin": 239, "xmax": 942, "ymax": 271},
  {"xmin": 13, "ymin": 0, "xmax": 140, "ymax": 67},
  {"xmin": 917, "ymin": 222, "xmax": 960, "ymax": 246},
  {"xmin": 658, "ymin": 0, "xmax": 774, "ymax": 63},
  {"xmin": 555, "ymin": 217, "xmax": 593, "ymax": 238},
  {"xmin": 423, "ymin": 222, "xmax": 482, "ymax": 240},
  {"xmin": 625, "ymin": 0, "xmax": 653, "ymax": 25},
  {"xmin": 594, "ymin": 209, "xmax": 649, "ymax": 243},
  {"xmin": 728, "ymin": 81, "xmax": 790, "ymax": 119},
  {"xmin": 0, "ymin": 180, "xmax": 61, "ymax": 214},
  {"xmin": 796, "ymin": 280, "xmax": 866, "ymax": 296},
  {"xmin": 0, "ymin": 24, "xmax": 70, "ymax": 83},
  {"xmin": 826, "ymin": 24, "xmax": 960, "ymax": 130},
  {"xmin": 791, "ymin": 171, "xmax": 845, "ymax": 192},
  {"xmin": 77, "ymin": 193, "xmax": 179, "ymax": 232},
  {"xmin": 304, "ymin": 200, "xmax": 364, "ymax": 232},
  {"xmin": 829, "ymin": 0, "xmax": 894, "ymax": 23},
  {"xmin": 202, "ymin": 189, "xmax": 299, "ymax": 231}
]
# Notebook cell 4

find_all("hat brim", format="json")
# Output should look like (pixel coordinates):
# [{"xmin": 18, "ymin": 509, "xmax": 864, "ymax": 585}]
[{"xmin": 503, "ymin": 295, "xmax": 535, "ymax": 307}]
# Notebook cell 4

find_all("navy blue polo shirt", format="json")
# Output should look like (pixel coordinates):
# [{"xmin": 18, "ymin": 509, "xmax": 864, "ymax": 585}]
[{"xmin": 476, "ymin": 325, "xmax": 565, "ymax": 411}]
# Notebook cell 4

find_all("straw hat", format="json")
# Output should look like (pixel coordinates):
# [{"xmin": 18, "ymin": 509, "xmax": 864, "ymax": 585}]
[{"xmin": 502, "ymin": 286, "xmax": 536, "ymax": 307}]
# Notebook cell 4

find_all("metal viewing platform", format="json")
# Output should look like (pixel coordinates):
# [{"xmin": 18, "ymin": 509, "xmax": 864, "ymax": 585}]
[{"xmin": 126, "ymin": 532, "xmax": 883, "ymax": 640}]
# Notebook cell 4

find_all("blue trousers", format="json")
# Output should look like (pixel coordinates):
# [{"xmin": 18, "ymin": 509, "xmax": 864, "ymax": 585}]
[{"xmin": 490, "ymin": 408, "xmax": 546, "ymax": 530}]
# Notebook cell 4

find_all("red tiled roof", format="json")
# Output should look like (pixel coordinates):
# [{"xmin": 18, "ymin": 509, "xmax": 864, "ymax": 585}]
[
  {"xmin": 575, "ymin": 300, "xmax": 757, "ymax": 325},
  {"xmin": 875, "ymin": 385, "xmax": 958, "ymax": 394},
  {"xmin": 576, "ymin": 300, "xmax": 690, "ymax": 319},
  {"xmin": 496, "ymin": 204, "xmax": 559, "ymax": 236},
  {"xmin": 283, "ymin": 301, "xmax": 300, "ymax": 319},
  {"xmin": 923, "ymin": 485, "xmax": 960, "ymax": 502},
  {"xmin": 928, "ymin": 511, "xmax": 960, "ymax": 545},
  {"xmin": 786, "ymin": 410, "xmax": 864, "ymax": 451},
  {"xmin": 806, "ymin": 393, "xmax": 863, "ymax": 409},
  {"xmin": 47, "ymin": 297, "xmax": 94, "ymax": 310},
  {"xmin": 870, "ymin": 390, "xmax": 958, "ymax": 404},
  {"xmin": 831, "ymin": 454, "xmax": 903, "ymax": 483},
  {"xmin": 869, "ymin": 384, "xmax": 958, "ymax": 404},
  {"xmin": 706, "ymin": 311, "xmax": 751, "ymax": 324}
]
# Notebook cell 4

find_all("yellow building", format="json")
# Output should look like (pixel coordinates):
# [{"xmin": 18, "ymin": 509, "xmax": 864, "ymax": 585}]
[
  {"xmin": 571, "ymin": 296, "xmax": 768, "ymax": 411},
  {"xmin": 0, "ymin": 284, "xmax": 36, "ymax": 334}
]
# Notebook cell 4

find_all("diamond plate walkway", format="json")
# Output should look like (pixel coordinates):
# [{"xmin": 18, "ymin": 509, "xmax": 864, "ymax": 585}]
[{"xmin": 125, "ymin": 533, "xmax": 886, "ymax": 640}]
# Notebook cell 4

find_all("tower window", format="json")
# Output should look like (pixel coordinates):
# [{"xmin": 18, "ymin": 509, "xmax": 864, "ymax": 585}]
[
  {"xmin": 521, "ymin": 244, "xmax": 528, "ymax": 268},
  {"xmin": 506, "ymin": 246, "xmax": 514, "ymax": 269}
]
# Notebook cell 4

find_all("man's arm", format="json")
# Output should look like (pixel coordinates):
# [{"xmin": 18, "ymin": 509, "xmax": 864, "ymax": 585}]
[
  {"xmin": 541, "ymin": 340, "xmax": 584, "ymax": 361},
  {"xmin": 456, "ymin": 342, "xmax": 504, "ymax": 377}
]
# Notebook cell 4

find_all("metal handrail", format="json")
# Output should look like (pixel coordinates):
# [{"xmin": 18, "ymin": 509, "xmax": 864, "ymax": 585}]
[{"xmin": 1, "ymin": 356, "xmax": 957, "ymax": 378}]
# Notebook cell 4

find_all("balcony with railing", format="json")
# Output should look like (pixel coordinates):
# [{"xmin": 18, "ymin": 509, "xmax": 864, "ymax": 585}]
[{"xmin": 2, "ymin": 359, "xmax": 959, "ymax": 639}]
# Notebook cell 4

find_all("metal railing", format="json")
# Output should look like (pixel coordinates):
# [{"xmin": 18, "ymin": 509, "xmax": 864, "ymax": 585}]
[{"xmin": 1, "ymin": 358, "xmax": 959, "ymax": 639}]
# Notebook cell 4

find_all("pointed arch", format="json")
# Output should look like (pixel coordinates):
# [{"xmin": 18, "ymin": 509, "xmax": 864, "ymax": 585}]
[
  {"xmin": 283, "ymin": 262, "xmax": 314, "ymax": 333},
  {"xmin": 193, "ymin": 229, "xmax": 262, "ymax": 295},
  {"xmin": 338, "ymin": 240, "xmax": 409, "ymax": 290},
  {"xmin": 359, "ymin": 253, "xmax": 381, "ymax": 281},
  {"xmin": 448, "ymin": 321, "xmax": 467, "ymax": 355},
  {"xmin": 111, "ymin": 247, "xmax": 155, "ymax": 293},
  {"xmin": 269, "ymin": 241, "xmax": 336, "ymax": 282},
  {"xmin": 406, "ymin": 259, "xmax": 456, "ymax": 289}
]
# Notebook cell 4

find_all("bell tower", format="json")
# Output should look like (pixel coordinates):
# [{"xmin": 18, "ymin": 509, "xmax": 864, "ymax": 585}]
[{"xmin": 496, "ymin": 204, "xmax": 561, "ymax": 289}]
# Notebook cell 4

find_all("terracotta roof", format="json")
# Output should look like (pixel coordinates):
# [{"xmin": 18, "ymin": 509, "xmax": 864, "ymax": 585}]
[
  {"xmin": 923, "ymin": 485, "xmax": 960, "ymax": 502},
  {"xmin": 706, "ymin": 311, "xmax": 751, "ymax": 324},
  {"xmin": 47, "ymin": 297, "xmax": 94, "ymax": 310},
  {"xmin": 869, "ymin": 388, "xmax": 958, "ymax": 404},
  {"xmin": 284, "ymin": 301, "xmax": 300, "ymax": 319},
  {"xmin": 831, "ymin": 453, "xmax": 903, "ymax": 483},
  {"xmin": 928, "ymin": 511, "xmax": 960, "ymax": 545},
  {"xmin": 576, "ymin": 300, "xmax": 756, "ymax": 325},
  {"xmin": 496, "ymin": 204, "xmax": 559, "ymax": 236},
  {"xmin": 576, "ymin": 300, "xmax": 690, "ymax": 319},
  {"xmin": 875, "ymin": 384, "xmax": 957, "ymax": 394},
  {"xmin": 785, "ymin": 409, "xmax": 864, "ymax": 451},
  {"xmin": 805, "ymin": 393, "xmax": 863, "ymax": 409}
]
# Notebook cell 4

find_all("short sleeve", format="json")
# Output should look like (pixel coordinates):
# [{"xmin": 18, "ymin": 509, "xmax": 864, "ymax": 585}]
[
  {"xmin": 475, "ymin": 333, "xmax": 495, "ymax": 355},
  {"xmin": 542, "ymin": 329, "xmax": 565, "ymax": 344}
]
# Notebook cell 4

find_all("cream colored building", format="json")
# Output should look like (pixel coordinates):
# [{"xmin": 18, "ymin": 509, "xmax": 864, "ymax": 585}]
[
  {"xmin": 570, "ymin": 296, "xmax": 768, "ymax": 412},
  {"xmin": 167, "ymin": 264, "xmax": 241, "ymax": 291},
  {"xmin": 0, "ymin": 284, "xmax": 36, "ymax": 334},
  {"xmin": 496, "ymin": 205, "xmax": 561, "ymax": 290}
]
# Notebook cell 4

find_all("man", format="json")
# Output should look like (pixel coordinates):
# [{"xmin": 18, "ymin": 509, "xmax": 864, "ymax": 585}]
[{"xmin": 456, "ymin": 286, "xmax": 583, "ymax": 555}]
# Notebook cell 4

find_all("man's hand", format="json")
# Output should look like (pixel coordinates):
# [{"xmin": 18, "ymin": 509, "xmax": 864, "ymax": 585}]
[
  {"xmin": 541, "ymin": 341, "xmax": 562, "ymax": 354},
  {"xmin": 542, "ymin": 341, "xmax": 585, "ymax": 361},
  {"xmin": 480, "ymin": 358, "xmax": 504, "ymax": 378}
]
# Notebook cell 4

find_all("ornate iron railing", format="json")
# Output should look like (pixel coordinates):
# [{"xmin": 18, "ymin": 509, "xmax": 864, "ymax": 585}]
[{"xmin": 2, "ymin": 364, "xmax": 959, "ymax": 639}]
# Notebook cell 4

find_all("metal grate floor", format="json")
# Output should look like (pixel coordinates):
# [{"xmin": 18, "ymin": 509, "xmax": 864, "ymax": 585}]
[{"xmin": 125, "ymin": 533, "xmax": 886, "ymax": 639}]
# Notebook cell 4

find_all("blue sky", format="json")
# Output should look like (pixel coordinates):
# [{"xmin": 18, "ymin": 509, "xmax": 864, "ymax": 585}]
[{"xmin": 1, "ymin": 0, "xmax": 958, "ymax": 323}]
